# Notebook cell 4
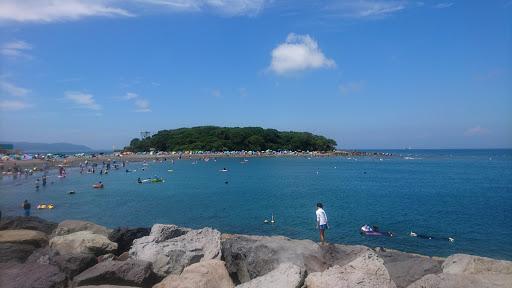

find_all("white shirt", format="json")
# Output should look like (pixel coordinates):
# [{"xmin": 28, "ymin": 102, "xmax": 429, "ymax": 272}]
[{"xmin": 316, "ymin": 208, "xmax": 328, "ymax": 225}]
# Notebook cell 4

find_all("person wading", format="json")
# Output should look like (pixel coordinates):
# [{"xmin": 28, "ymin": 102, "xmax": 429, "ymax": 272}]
[{"xmin": 316, "ymin": 202, "xmax": 329, "ymax": 244}]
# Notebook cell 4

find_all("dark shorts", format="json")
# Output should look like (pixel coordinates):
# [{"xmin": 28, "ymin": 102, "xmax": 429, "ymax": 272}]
[{"xmin": 319, "ymin": 224, "xmax": 328, "ymax": 230}]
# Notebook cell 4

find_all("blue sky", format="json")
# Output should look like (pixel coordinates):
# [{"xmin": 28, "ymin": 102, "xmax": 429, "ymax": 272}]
[{"xmin": 0, "ymin": 0, "xmax": 511, "ymax": 150}]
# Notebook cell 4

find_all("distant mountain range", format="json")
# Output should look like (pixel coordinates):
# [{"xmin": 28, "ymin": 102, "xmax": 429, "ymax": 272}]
[{"xmin": 2, "ymin": 142, "xmax": 94, "ymax": 153}]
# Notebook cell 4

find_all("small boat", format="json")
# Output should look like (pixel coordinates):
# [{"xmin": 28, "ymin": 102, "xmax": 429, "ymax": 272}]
[{"xmin": 360, "ymin": 225, "xmax": 393, "ymax": 237}]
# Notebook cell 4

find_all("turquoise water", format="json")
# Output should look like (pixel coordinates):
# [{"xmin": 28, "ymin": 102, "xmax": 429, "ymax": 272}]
[{"xmin": 1, "ymin": 149, "xmax": 511, "ymax": 260}]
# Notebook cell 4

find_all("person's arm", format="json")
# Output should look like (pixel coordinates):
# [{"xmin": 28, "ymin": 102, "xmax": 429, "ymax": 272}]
[{"xmin": 316, "ymin": 211, "xmax": 320, "ymax": 228}]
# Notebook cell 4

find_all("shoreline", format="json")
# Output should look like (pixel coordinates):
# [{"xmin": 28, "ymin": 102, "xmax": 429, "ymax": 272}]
[
  {"xmin": 0, "ymin": 150, "xmax": 391, "ymax": 172},
  {"xmin": 1, "ymin": 215, "xmax": 511, "ymax": 288}
]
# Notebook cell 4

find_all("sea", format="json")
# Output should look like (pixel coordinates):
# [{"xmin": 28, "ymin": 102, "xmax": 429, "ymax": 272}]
[{"xmin": 1, "ymin": 149, "xmax": 511, "ymax": 260}]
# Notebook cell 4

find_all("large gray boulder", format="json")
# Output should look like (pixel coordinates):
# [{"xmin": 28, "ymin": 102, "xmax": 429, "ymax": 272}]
[
  {"xmin": 442, "ymin": 254, "xmax": 512, "ymax": 275},
  {"xmin": 304, "ymin": 250, "xmax": 396, "ymax": 288},
  {"xmin": 0, "ymin": 229, "xmax": 48, "ymax": 263},
  {"xmin": 73, "ymin": 259, "xmax": 159, "ymax": 287},
  {"xmin": 77, "ymin": 285, "xmax": 138, "ymax": 288},
  {"xmin": 0, "ymin": 262, "xmax": 67, "ymax": 288},
  {"xmin": 407, "ymin": 273, "xmax": 500, "ymax": 288},
  {"xmin": 221, "ymin": 234, "xmax": 369, "ymax": 283},
  {"xmin": 53, "ymin": 220, "xmax": 111, "ymax": 237},
  {"xmin": 50, "ymin": 230, "xmax": 118, "ymax": 256},
  {"xmin": 153, "ymin": 260, "xmax": 234, "ymax": 288},
  {"xmin": 236, "ymin": 263, "xmax": 305, "ymax": 288},
  {"xmin": 52, "ymin": 252, "xmax": 98, "ymax": 278},
  {"xmin": 409, "ymin": 254, "xmax": 512, "ymax": 288},
  {"xmin": 0, "ymin": 216, "xmax": 57, "ymax": 235},
  {"xmin": 0, "ymin": 229, "xmax": 48, "ymax": 247},
  {"xmin": 129, "ymin": 224, "xmax": 221, "ymax": 277},
  {"xmin": 109, "ymin": 227, "xmax": 151, "ymax": 255},
  {"xmin": 375, "ymin": 248, "xmax": 443, "ymax": 288},
  {"xmin": 0, "ymin": 243, "xmax": 39, "ymax": 263}
]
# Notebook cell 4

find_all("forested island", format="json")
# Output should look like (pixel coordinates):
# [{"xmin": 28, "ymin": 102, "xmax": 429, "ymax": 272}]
[{"xmin": 127, "ymin": 126, "xmax": 337, "ymax": 152}]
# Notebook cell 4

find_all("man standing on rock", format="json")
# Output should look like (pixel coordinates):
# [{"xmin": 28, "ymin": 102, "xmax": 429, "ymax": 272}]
[
  {"xmin": 316, "ymin": 202, "xmax": 328, "ymax": 244},
  {"xmin": 22, "ymin": 200, "xmax": 31, "ymax": 217}
]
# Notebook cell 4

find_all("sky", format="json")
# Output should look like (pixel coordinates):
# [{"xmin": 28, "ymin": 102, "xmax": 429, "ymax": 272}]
[{"xmin": 0, "ymin": 0, "xmax": 511, "ymax": 150}]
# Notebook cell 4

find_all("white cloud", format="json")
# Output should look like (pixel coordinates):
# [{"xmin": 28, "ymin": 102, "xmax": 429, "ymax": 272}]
[
  {"xmin": 0, "ymin": 80, "xmax": 30, "ymax": 97},
  {"xmin": 135, "ymin": 0, "xmax": 268, "ymax": 16},
  {"xmin": 434, "ymin": 2, "xmax": 454, "ymax": 9},
  {"xmin": 0, "ymin": 0, "xmax": 134, "ymax": 23},
  {"xmin": 339, "ymin": 81, "xmax": 364, "ymax": 96},
  {"xmin": 134, "ymin": 99, "xmax": 151, "ymax": 112},
  {"xmin": 464, "ymin": 126, "xmax": 489, "ymax": 136},
  {"xmin": 65, "ymin": 91, "xmax": 102, "ymax": 110},
  {"xmin": 327, "ymin": 0, "xmax": 407, "ymax": 18},
  {"xmin": 211, "ymin": 89, "xmax": 222, "ymax": 97},
  {"xmin": 0, "ymin": 99, "xmax": 31, "ymax": 111},
  {"xmin": 269, "ymin": 33, "xmax": 335, "ymax": 75},
  {"xmin": 123, "ymin": 92, "xmax": 139, "ymax": 100},
  {"xmin": 1, "ymin": 40, "xmax": 32, "ymax": 58}
]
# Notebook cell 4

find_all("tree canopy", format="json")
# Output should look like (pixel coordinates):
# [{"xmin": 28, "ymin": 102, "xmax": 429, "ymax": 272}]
[{"xmin": 127, "ymin": 126, "xmax": 337, "ymax": 152}]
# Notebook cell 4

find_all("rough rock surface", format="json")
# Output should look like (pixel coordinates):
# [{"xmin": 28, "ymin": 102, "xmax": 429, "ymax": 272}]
[
  {"xmin": 236, "ymin": 263, "xmax": 305, "ymax": 288},
  {"xmin": 0, "ymin": 242, "xmax": 39, "ymax": 263},
  {"xmin": 409, "ymin": 254, "xmax": 512, "ymax": 288},
  {"xmin": 109, "ymin": 227, "xmax": 150, "ymax": 255},
  {"xmin": 153, "ymin": 260, "xmax": 234, "ymax": 288},
  {"xmin": 26, "ymin": 247, "xmax": 52, "ymax": 264},
  {"xmin": 221, "ymin": 234, "xmax": 369, "ymax": 284},
  {"xmin": 0, "ymin": 229, "xmax": 48, "ymax": 247},
  {"xmin": 129, "ymin": 224, "xmax": 221, "ymax": 277},
  {"xmin": 407, "ymin": 273, "xmax": 500, "ymax": 288},
  {"xmin": 305, "ymin": 250, "xmax": 396, "ymax": 288},
  {"xmin": 442, "ymin": 254, "xmax": 512, "ymax": 275},
  {"xmin": 0, "ymin": 262, "xmax": 67, "ymax": 288},
  {"xmin": 50, "ymin": 230, "xmax": 118, "ymax": 256},
  {"xmin": 78, "ymin": 285, "xmax": 137, "ymax": 288},
  {"xmin": 52, "ymin": 252, "xmax": 98, "ymax": 278},
  {"xmin": 148, "ymin": 224, "xmax": 191, "ymax": 243},
  {"xmin": 74, "ymin": 259, "xmax": 159, "ymax": 288},
  {"xmin": 375, "ymin": 248, "xmax": 443, "ymax": 288},
  {"xmin": 53, "ymin": 220, "xmax": 111, "ymax": 237},
  {"xmin": 0, "ymin": 216, "xmax": 57, "ymax": 234}
]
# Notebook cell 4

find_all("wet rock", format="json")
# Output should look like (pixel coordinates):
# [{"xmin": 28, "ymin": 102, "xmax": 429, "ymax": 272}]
[
  {"xmin": 0, "ymin": 262, "xmax": 67, "ymax": 288},
  {"xmin": 304, "ymin": 250, "xmax": 396, "ymax": 288},
  {"xmin": 236, "ymin": 263, "xmax": 305, "ymax": 288},
  {"xmin": 52, "ymin": 252, "xmax": 98, "ymax": 278},
  {"xmin": 73, "ymin": 259, "xmax": 159, "ymax": 288},
  {"xmin": 130, "ymin": 225, "xmax": 221, "ymax": 277},
  {"xmin": 153, "ymin": 260, "xmax": 234, "ymax": 288},
  {"xmin": 109, "ymin": 227, "xmax": 150, "ymax": 255},
  {"xmin": 0, "ymin": 216, "xmax": 57, "ymax": 235},
  {"xmin": 53, "ymin": 220, "xmax": 111, "ymax": 237},
  {"xmin": 50, "ymin": 230, "xmax": 118, "ymax": 256},
  {"xmin": 375, "ymin": 248, "xmax": 443, "ymax": 288},
  {"xmin": 0, "ymin": 229, "xmax": 48, "ymax": 247},
  {"xmin": 221, "ymin": 234, "xmax": 368, "ymax": 284}
]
